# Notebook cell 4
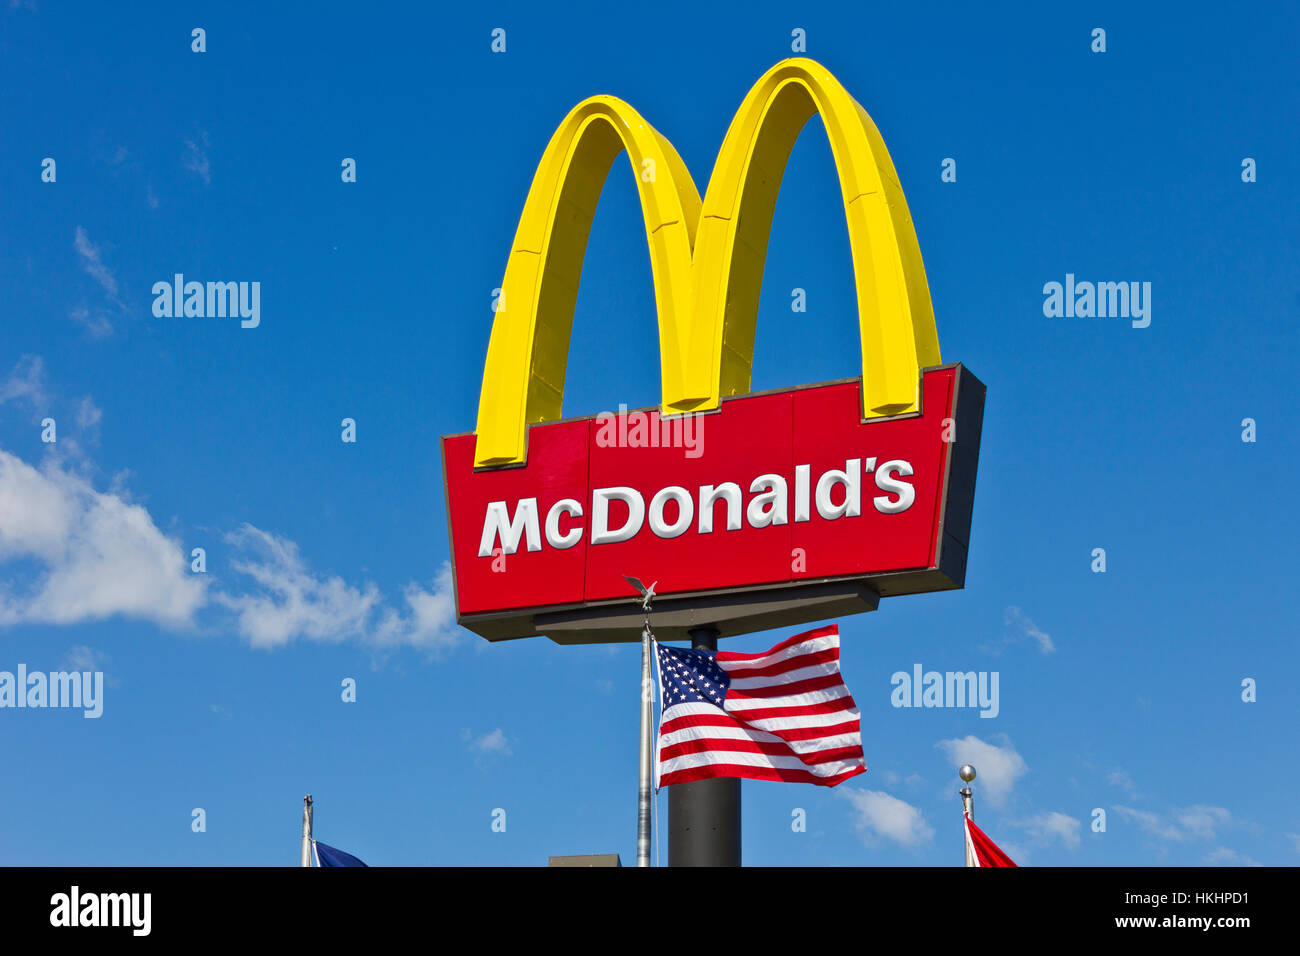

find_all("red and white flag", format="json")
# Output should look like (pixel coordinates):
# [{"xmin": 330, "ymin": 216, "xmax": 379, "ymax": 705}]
[
  {"xmin": 964, "ymin": 812, "xmax": 1017, "ymax": 867},
  {"xmin": 655, "ymin": 624, "xmax": 866, "ymax": 787}
]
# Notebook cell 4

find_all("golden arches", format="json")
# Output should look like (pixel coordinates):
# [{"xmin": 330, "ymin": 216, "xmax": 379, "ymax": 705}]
[{"xmin": 473, "ymin": 58, "xmax": 940, "ymax": 467}]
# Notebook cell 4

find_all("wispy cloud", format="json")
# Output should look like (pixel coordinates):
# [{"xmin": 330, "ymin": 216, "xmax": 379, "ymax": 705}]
[
  {"xmin": 60, "ymin": 644, "xmax": 109, "ymax": 672},
  {"xmin": 72, "ymin": 227, "xmax": 128, "ymax": 335},
  {"xmin": 1106, "ymin": 767, "xmax": 1140, "ymax": 798},
  {"xmin": 880, "ymin": 769, "xmax": 924, "ymax": 788},
  {"xmin": 2, "ymin": 358, "xmax": 102, "ymax": 467},
  {"xmin": 217, "ymin": 524, "xmax": 382, "ymax": 646},
  {"xmin": 74, "ymin": 397, "xmax": 102, "ymax": 433},
  {"xmin": 183, "ymin": 131, "xmax": 211, "ymax": 185},
  {"xmin": 1113, "ymin": 804, "xmax": 1232, "ymax": 843},
  {"xmin": 462, "ymin": 728, "xmax": 512, "ymax": 758},
  {"xmin": 935, "ymin": 735, "xmax": 1028, "ymax": 809},
  {"xmin": 1174, "ymin": 805, "xmax": 1232, "ymax": 840},
  {"xmin": 1112, "ymin": 805, "xmax": 1182, "ymax": 842},
  {"xmin": 68, "ymin": 308, "xmax": 113, "ymax": 339},
  {"xmin": 839, "ymin": 788, "xmax": 934, "ymax": 847},
  {"xmin": 73, "ymin": 227, "xmax": 121, "ymax": 303},
  {"xmin": 217, "ymin": 524, "xmax": 458, "ymax": 653},
  {"xmin": 1203, "ymin": 846, "xmax": 1260, "ymax": 867},
  {"xmin": 0, "ymin": 355, "xmax": 50, "ymax": 412},
  {"xmin": 980, "ymin": 606, "xmax": 1055, "ymax": 656},
  {"xmin": 1016, "ymin": 811, "xmax": 1081, "ymax": 850},
  {"xmin": 1009, "ymin": 606, "xmax": 1054, "ymax": 653}
]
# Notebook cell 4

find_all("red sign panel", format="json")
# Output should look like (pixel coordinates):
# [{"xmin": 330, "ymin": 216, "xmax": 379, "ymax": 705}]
[{"xmin": 442, "ymin": 365, "xmax": 984, "ymax": 642}]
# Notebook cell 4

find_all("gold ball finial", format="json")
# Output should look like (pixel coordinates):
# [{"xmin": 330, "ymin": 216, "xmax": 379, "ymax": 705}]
[{"xmin": 959, "ymin": 764, "xmax": 976, "ymax": 783}]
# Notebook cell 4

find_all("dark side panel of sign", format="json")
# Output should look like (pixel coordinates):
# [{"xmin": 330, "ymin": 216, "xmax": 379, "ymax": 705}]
[{"xmin": 442, "ymin": 364, "xmax": 984, "ymax": 643}]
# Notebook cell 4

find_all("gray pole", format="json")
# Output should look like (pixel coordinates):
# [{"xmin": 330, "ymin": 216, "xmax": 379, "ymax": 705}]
[
  {"xmin": 636, "ymin": 616, "xmax": 654, "ymax": 867},
  {"xmin": 300, "ymin": 794, "xmax": 313, "ymax": 867},
  {"xmin": 668, "ymin": 625, "xmax": 741, "ymax": 867}
]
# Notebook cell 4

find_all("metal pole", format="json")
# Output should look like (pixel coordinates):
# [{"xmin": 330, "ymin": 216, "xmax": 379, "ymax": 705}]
[
  {"xmin": 668, "ymin": 625, "xmax": 741, "ymax": 867},
  {"xmin": 636, "ymin": 617, "xmax": 654, "ymax": 868},
  {"xmin": 301, "ymin": 794, "xmax": 313, "ymax": 867},
  {"xmin": 959, "ymin": 765, "xmax": 976, "ymax": 867}
]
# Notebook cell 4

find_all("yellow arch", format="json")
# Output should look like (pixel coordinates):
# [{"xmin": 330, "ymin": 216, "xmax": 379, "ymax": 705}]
[
  {"xmin": 474, "ymin": 58, "xmax": 940, "ymax": 467},
  {"xmin": 681, "ymin": 60, "xmax": 940, "ymax": 416},
  {"xmin": 473, "ymin": 96, "xmax": 700, "ymax": 465}
]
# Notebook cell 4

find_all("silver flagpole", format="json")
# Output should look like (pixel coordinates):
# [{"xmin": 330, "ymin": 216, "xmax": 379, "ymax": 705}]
[
  {"xmin": 300, "ymin": 794, "xmax": 314, "ymax": 867},
  {"xmin": 959, "ymin": 765, "xmax": 977, "ymax": 867},
  {"xmin": 627, "ymin": 575, "xmax": 657, "ymax": 868}
]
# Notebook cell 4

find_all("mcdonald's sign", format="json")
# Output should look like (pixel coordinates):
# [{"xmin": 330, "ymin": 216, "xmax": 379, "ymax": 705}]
[{"xmin": 442, "ymin": 59, "xmax": 985, "ymax": 644}]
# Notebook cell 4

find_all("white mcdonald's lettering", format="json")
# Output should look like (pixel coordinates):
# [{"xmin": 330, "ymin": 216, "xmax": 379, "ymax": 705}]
[{"xmin": 476, "ymin": 458, "xmax": 917, "ymax": 557}]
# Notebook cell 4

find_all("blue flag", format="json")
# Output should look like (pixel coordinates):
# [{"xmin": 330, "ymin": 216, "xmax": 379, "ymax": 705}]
[{"xmin": 314, "ymin": 840, "xmax": 368, "ymax": 867}]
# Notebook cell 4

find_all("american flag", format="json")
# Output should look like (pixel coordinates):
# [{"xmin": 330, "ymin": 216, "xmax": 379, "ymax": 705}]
[{"xmin": 655, "ymin": 624, "xmax": 866, "ymax": 787}]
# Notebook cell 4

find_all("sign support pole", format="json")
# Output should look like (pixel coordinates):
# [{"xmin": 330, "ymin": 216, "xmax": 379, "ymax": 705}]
[{"xmin": 668, "ymin": 625, "xmax": 742, "ymax": 867}]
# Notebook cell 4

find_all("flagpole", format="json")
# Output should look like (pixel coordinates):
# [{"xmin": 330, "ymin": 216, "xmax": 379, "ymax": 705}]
[
  {"xmin": 301, "ymin": 794, "xmax": 313, "ymax": 868},
  {"xmin": 959, "ymin": 765, "xmax": 976, "ymax": 868},
  {"xmin": 625, "ymin": 575, "xmax": 659, "ymax": 868},
  {"xmin": 636, "ymin": 609, "xmax": 655, "ymax": 867}
]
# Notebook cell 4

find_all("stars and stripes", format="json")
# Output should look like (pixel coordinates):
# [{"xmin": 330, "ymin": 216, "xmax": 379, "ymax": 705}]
[{"xmin": 655, "ymin": 624, "xmax": 866, "ymax": 787}]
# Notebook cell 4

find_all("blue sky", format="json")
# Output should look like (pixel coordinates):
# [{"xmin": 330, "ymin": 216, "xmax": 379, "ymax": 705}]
[{"xmin": 1, "ymin": 1, "xmax": 1297, "ymax": 866}]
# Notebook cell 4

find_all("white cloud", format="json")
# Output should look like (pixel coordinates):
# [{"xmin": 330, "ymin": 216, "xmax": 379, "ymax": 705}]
[
  {"xmin": 0, "ymin": 433, "xmax": 461, "ymax": 655},
  {"xmin": 1018, "ymin": 811, "xmax": 1081, "ymax": 850},
  {"xmin": 0, "ymin": 449, "xmax": 207, "ymax": 629},
  {"xmin": 218, "ymin": 524, "xmax": 459, "ymax": 652},
  {"xmin": 840, "ymin": 789, "xmax": 934, "ymax": 847},
  {"xmin": 935, "ymin": 735, "xmax": 1028, "ymax": 809}
]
